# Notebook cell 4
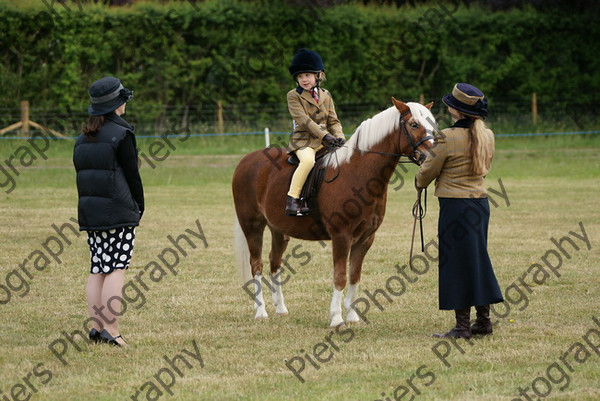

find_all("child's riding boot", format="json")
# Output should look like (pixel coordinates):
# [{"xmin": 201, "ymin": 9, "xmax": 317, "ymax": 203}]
[{"xmin": 285, "ymin": 196, "xmax": 301, "ymax": 216}]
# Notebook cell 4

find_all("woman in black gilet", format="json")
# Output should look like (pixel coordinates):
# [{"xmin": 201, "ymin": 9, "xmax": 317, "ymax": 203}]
[{"xmin": 73, "ymin": 77, "xmax": 144, "ymax": 346}]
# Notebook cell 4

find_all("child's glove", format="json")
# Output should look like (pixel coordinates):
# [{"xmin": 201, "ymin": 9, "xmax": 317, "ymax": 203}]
[{"xmin": 322, "ymin": 133, "xmax": 338, "ymax": 146}]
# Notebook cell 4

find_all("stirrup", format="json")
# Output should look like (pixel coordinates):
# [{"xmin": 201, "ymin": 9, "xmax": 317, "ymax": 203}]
[{"xmin": 285, "ymin": 196, "xmax": 309, "ymax": 217}]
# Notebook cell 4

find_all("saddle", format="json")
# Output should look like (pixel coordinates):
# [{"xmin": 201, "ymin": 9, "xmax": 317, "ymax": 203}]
[{"xmin": 287, "ymin": 147, "xmax": 333, "ymax": 215}]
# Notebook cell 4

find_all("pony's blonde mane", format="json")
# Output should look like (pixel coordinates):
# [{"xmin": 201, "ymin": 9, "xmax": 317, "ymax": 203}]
[{"xmin": 327, "ymin": 102, "xmax": 437, "ymax": 168}]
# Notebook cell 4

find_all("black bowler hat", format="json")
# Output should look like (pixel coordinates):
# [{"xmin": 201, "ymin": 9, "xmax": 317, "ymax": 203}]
[
  {"xmin": 442, "ymin": 83, "xmax": 488, "ymax": 118},
  {"xmin": 88, "ymin": 77, "xmax": 133, "ymax": 116},
  {"xmin": 289, "ymin": 48, "xmax": 325, "ymax": 78}
]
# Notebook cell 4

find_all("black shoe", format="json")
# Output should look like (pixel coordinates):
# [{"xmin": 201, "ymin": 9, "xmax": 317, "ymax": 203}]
[
  {"xmin": 99, "ymin": 329, "xmax": 127, "ymax": 347},
  {"xmin": 285, "ymin": 196, "xmax": 302, "ymax": 216},
  {"xmin": 89, "ymin": 328, "xmax": 101, "ymax": 343}
]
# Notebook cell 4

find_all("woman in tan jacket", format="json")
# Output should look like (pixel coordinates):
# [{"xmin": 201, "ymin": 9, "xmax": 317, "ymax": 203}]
[
  {"xmin": 285, "ymin": 49, "xmax": 345, "ymax": 216},
  {"xmin": 416, "ymin": 83, "xmax": 503, "ymax": 339}
]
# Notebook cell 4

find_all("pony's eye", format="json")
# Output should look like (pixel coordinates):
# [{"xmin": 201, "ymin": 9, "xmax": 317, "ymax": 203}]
[{"xmin": 410, "ymin": 122, "xmax": 419, "ymax": 129}]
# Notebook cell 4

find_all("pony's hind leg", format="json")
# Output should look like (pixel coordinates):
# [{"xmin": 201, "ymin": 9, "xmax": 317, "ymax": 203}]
[
  {"xmin": 345, "ymin": 233, "xmax": 376, "ymax": 323},
  {"xmin": 268, "ymin": 228, "xmax": 290, "ymax": 316}
]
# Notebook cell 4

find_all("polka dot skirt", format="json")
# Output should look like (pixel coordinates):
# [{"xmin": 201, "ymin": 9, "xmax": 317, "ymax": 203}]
[{"xmin": 87, "ymin": 227, "xmax": 135, "ymax": 274}]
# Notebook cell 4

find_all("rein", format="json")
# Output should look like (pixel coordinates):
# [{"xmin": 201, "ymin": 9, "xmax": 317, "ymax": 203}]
[{"xmin": 409, "ymin": 186, "xmax": 427, "ymax": 272}]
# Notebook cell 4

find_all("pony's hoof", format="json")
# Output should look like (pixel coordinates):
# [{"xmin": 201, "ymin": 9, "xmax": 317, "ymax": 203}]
[
  {"xmin": 346, "ymin": 310, "xmax": 360, "ymax": 323},
  {"xmin": 275, "ymin": 305, "xmax": 289, "ymax": 315},
  {"xmin": 330, "ymin": 316, "xmax": 344, "ymax": 328}
]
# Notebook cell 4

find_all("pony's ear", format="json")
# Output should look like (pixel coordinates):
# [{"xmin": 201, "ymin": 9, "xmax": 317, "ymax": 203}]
[
  {"xmin": 425, "ymin": 102, "xmax": 434, "ymax": 110},
  {"xmin": 392, "ymin": 97, "xmax": 410, "ymax": 114}
]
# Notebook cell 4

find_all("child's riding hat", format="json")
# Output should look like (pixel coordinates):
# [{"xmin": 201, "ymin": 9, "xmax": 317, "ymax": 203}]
[
  {"xmin": 289, "ymin": 48, "xmax": 325, "ymax": 78},
  {"xmin": 442, "ymin": 83, "xmax": 488, "ymax": 118},
  {"xmin": 88, "ymin": 77, "xmax": 134, "ymax": 116}
]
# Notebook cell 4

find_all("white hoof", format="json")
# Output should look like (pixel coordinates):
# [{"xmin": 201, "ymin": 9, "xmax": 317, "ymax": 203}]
[
  {"xmin": 255, "ymin": 306, "xmax": 268, "ymax": 320},
  {"xmin": 330, "ymin": 314, "xmax": 344, "ymax": 328},
  {"xmin": 275, "ymin": 304, "xmax": 289, "ymax": 315},
  {"xmin": 346, "ymin": 309, "xmax": 360, "ymax": 323}
]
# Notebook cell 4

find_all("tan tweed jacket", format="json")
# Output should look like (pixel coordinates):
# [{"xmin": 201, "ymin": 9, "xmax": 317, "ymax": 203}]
[
  {"xmin": 287, "ymin": 87, "xmax": 344, "ymax": 151},
  {"xmin": 416, "ymin": 125, "xmax": 494, "ymax": 198}
]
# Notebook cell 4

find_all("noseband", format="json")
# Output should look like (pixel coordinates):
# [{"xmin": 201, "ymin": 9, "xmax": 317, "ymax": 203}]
[{"xmin": 398, "ymin": 110, "xmax": 434, "ymax": 165}]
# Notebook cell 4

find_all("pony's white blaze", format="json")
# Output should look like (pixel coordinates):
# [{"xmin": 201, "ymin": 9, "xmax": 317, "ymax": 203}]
[
  {"xmin": 407, "ymin": 102, "xmax": 437, "ymax": 141},
  {"xmin": 327, "ymin": 101, "xmax": 437, "ymax": 168}
]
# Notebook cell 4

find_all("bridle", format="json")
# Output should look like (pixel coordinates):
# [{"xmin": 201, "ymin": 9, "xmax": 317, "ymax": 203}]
[
  {"xmin": 339, "ymin": 110, "xmax": 434, "ymax": 165},
  {"xmin": 324, "ymin": 109, "xmax": 433, "ymax": 182},
  {"xmin": 398, "ymin": 110, "xmax": 434, "ymax": 165}
]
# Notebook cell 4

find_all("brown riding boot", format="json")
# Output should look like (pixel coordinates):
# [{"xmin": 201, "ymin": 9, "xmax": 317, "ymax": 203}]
[
  {"xmin": 471, "ymin": 305, "xmax": 493, "ymax": 335},
  {"xmin": 433, "ymin": 308, "xmax": 472, "ymax": 339}
]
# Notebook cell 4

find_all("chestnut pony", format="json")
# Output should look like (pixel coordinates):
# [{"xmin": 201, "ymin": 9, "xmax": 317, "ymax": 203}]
[{"xmin": 233, "ymin": 98, "xmax": 436, "ymax": 327}]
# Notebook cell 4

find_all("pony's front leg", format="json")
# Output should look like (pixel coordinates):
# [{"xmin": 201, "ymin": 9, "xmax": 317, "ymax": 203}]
[
  {"xmin": 330, "ymin": 288, "xmax": 344, "ymax": 327},
  {"xmin": 330, "ymin": 236, "xmax": 351, "ymax": 327},
  {"xmin": 344, "ymin": 283, "xmax": 360, "ymax": 323},
  {"xmin": 253, "ymin": 274, "xmax": 269, "ymax": 319},
  {"xmin": 345, "ymin": 234, "xmax": 374, "ymax": 323}
]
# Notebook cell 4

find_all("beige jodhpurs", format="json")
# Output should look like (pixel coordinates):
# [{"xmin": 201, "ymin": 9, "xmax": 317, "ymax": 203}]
[{"xmin": 287, "ymin": 145, "xmax": 323, "ymax": 198}]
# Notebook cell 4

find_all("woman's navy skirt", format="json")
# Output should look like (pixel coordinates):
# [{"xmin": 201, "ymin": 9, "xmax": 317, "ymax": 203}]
[{"xmin": 438, "ymin": 197, "xmax": 504, "ymax": 310}]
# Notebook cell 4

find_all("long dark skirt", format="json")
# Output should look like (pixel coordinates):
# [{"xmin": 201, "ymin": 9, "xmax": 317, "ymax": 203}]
[{"xmin": 438, "ymin": 197, "xmax": 503, "ymax": 310}]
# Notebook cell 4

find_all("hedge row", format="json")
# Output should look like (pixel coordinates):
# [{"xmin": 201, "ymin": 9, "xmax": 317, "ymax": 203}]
[{"xmin": 0, "ymin": 0, "xmax": 598, "ymax": 121}]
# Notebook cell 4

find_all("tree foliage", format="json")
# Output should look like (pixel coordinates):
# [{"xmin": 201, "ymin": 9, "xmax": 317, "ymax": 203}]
[{"xmin": 0, "ymin": 0, "xmax": 598, "ymax": 120}]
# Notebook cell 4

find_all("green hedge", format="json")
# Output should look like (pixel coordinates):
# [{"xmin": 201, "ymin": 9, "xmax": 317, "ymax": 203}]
[{"xmin": 0, "ymin": 1, "xmax": 598, "ymax": 123}]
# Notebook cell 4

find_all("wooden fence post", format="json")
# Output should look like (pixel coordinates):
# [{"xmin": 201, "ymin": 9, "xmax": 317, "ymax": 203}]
[
  {"xmin": 20, "ymin": 100, "xmax": 30, "ymax": 136},
  {"xmin": 0, "ymin": 100, "xmax": 65, "ymax": 137},
  {"xmin": 419, "ymin": 93, "xmax": 425, "ymax": 105}
]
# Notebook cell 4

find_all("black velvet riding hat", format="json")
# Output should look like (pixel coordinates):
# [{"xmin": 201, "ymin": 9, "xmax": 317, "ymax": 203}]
[
  {"xmin": 88, "ymin": 77, "xmax": 133, "ymax": 116},
  {"xmin": 289, "ymin": 48, "xmax": 325, "ymax": 78},
  {"xmin": 442, "ymin": 83, "xmax": 488, "ymax": 118}
]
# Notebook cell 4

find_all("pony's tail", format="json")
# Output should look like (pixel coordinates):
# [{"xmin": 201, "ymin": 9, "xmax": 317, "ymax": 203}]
[{"xmin": 234, "ymin": 213, "xmax": 253, "ymax": 284}]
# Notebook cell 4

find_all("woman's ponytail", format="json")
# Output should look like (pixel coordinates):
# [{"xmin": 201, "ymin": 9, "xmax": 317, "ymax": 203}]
[{"xmin": 469, "ymin": 118, "xmax": 493, "ymax": 176}]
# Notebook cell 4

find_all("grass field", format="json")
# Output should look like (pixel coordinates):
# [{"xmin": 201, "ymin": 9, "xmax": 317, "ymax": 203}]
[{"xmin": 1, "ymin": 133, "xmax": 599, "ymax": 401}]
